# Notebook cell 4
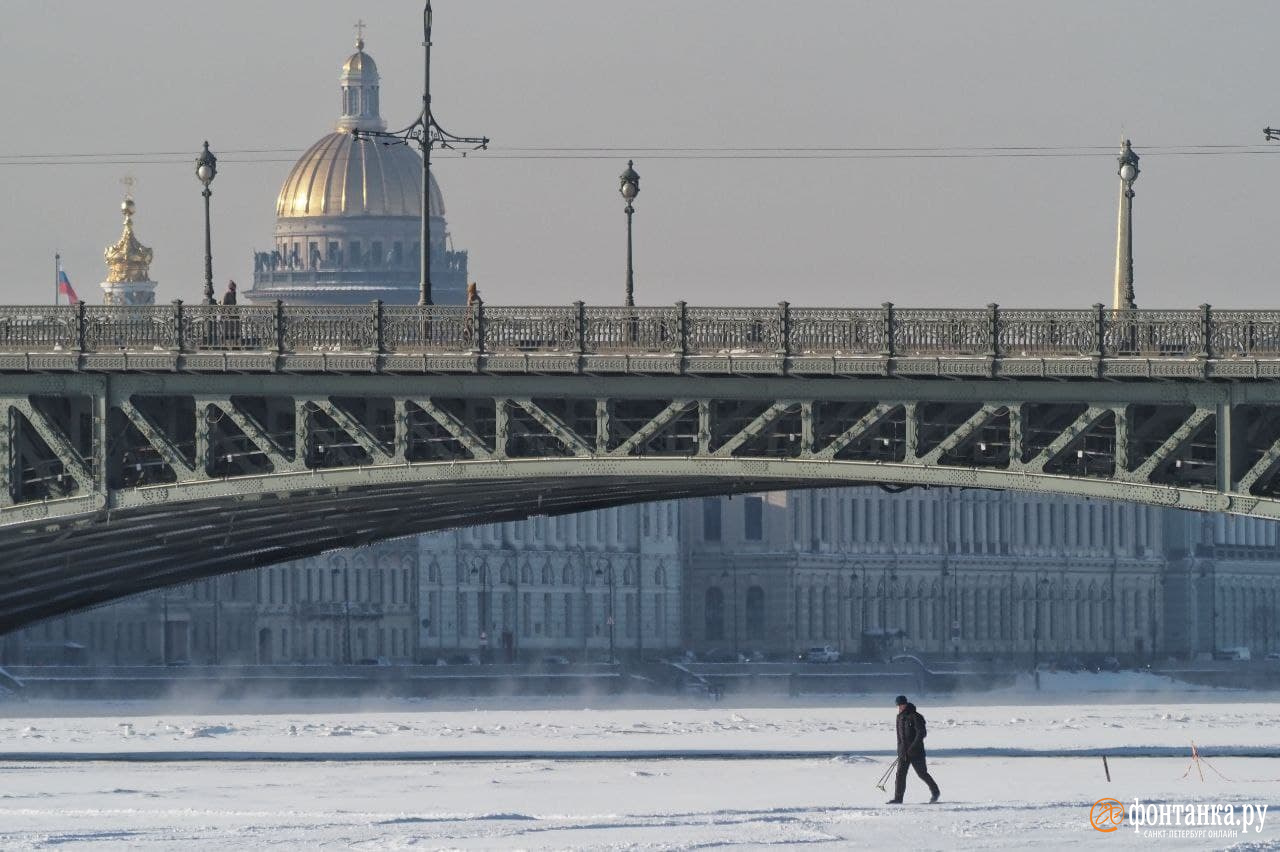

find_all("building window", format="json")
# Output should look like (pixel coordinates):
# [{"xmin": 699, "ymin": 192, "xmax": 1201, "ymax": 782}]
[
  {"xmin": 371, "ymin": 241, "xmax": 384, "ymax": 267},
  {"xmin": 744, "ymin": 496, "xmax": 763, "ymax": 541},
  {"xmin": 705, "ymin": 587, "xmax": 725, "ymax": 640},
  {"xmin": 745, "ymin": 586, "xmax": 765, "ymax": 640},
  {"xmin": 703, "ymin": 499, "xmax": 722, "ymax": 542}
]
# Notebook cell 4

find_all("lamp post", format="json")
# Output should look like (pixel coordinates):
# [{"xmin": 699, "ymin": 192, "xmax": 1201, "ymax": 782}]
[
  {"xmin": 351, "ymin": 2, "xmax": 488, "ymax": 305},
  {"xmin": 619, "ymin": 160, "xmax": 640, "ymax": 307},
  {"xmin": 1032, "ymin": 575, "xmax": 1050, "ymax": 689},
  {"xmin": 331, "ymin": 566, "xmax": 352, "ymax": 664},
  {"xmin": 720, "ymin": 568, "xmax": 740, "ymax": 658},
  {"xmin": 596, "ymin": 564, "xmax": 616, "ymax": 663},
  {"xmin": 212, "ymin": 576, "xmax": 221, "ymax": 666},
  {"xmin": 195, "ymin": 141, "xmax": 218, "ymax": 305},
  {"xmin": 469, "ymin": 563, "xmax": 492, "ymax": 662},
  {"xmin": 1112, "ymin": 139, "xmax": 1140, "ymax": 312}
]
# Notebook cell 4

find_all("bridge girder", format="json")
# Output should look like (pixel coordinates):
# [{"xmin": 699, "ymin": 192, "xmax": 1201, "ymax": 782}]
[{"xmin": 3, "ymin": 371, "xmax": 1280, "ymax": 631}]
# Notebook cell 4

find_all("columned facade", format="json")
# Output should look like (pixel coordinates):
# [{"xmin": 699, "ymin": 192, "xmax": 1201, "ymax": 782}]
[
  {"xmin": 416, "ymin": 502, "xmax": 683, "ymax": 661},
  {"xmin": 685, "ymin": 489, "xmax": 1175, "ymax": 662}
]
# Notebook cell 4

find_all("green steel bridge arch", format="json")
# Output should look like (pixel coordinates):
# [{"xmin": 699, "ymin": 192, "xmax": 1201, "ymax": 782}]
[{"xmin": 3, "ymin": 300, "xmax": 1280, "ymax": 629}]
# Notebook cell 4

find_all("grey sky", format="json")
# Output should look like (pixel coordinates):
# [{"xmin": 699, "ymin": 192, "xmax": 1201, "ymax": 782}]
[{"xmin": 4, "ymin": 0, "xmax": 1279, "ymax": 309}]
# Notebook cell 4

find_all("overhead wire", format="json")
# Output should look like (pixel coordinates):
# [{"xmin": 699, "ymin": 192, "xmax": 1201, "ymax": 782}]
[{"xmin": 1, "ymin": 142, "xmax": 1279, "ymax": 166}]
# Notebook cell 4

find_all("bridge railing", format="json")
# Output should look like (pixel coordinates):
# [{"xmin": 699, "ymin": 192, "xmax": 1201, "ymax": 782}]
[{"xmin": 2, "ymin": 300, "xmax": 1279, "ymax": 361}]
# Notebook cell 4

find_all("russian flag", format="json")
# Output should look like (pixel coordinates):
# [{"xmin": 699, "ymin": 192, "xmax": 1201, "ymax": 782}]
[{"xmin": 57, "ymin": 269, "xmax": 79, "ymax": 306}]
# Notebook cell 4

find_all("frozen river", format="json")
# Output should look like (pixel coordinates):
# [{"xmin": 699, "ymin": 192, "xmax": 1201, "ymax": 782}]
[{"xmin": 0, "ymin": 675, "xmax": 1278, "ymax": 849}]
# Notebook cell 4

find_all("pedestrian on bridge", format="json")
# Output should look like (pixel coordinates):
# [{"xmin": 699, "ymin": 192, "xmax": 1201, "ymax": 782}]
[{"xmin": 887, "ymin": 694, "xmax": 940, "ymax": 804}]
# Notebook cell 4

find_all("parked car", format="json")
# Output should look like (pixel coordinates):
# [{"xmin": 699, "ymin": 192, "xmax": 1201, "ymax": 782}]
[
  {"xmin": 539, "ymin": 655, "xmax": 571, "ymax": 668},
  {"xmin": 1265, "ymin": 651, "xmax": 1280, "ymax": 661},
  {"xmin": 357, "ymin": 656, "xmax": 391, "ymax": 666},
  {"xmin": 800, "ymin": 645, "xmax": 840, "ymax": 663},
  {"xmin": 1100, "ymin": 655, "xmax": 1121, "ymax": 672},
  {"xmin": 1213, "ymin": 647, "xmax": 1252, "ymax": 661}
]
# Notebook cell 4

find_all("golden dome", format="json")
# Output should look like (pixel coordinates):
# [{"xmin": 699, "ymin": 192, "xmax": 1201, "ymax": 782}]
[
  {"xmin": 276, "ymin": 130, "xmax": 444, "ymax": 219},
  {"xmin": 343, "ymin": 40, "xmax": 378, "ymax": 76},
  {"xmin": 104, "ymin": 196, "xmax": 154, "ymax": 283}
]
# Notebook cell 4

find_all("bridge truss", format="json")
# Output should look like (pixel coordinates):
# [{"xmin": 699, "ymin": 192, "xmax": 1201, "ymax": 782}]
[{"xmin": 3, "ymin": 301, "xmax": 1280, "ymax": 628}]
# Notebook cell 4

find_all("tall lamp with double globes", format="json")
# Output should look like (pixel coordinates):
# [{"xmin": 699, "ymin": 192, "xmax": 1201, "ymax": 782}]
[
  {"xmin": 619, "ymin": 160, "xmax": 640, "ymax": 307},
  {"xmin": 195, "ymin": 141, "xmax": 218, "ymax": 305}
]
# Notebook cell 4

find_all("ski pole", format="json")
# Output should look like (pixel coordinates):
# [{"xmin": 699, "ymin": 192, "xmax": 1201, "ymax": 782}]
[{"xmin": 876, "ymin": 758, "xmax": 899, "ymax": 791}]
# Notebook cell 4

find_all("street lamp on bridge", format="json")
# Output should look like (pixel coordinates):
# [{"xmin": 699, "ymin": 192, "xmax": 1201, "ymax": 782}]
[
  {"xmin": 195, "ymin": 141, "xmax": 218, "ymax": 305},
  {"xmin": 619, "ymin": 160, "xmax": 640, "ymax": 307},
  {"xmin": 1113, "ymin": 139, "xmax": 1140, "ymax": 312},
  {"xmin": 595, "ymin": 564, "xmax": 616, "ymax": 663}
]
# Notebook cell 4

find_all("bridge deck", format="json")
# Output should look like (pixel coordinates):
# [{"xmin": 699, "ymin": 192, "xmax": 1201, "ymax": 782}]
[{"xmin": 0, "ymin": 302, "xmax": 1277, "ymax": 379}]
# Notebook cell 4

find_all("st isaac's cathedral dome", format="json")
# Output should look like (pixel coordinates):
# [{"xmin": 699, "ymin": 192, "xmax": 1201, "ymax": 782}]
[{"xmin": 247, "ymin": 36, "xmax": 467, "ymax": 306}]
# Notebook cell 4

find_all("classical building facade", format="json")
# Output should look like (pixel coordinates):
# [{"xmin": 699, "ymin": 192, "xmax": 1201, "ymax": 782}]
[
  {"xmin": 246, "ymin": 35, "xmax": 469, "ymax": 306},
  {"xmin": 682, "ymin": 488, "xmax": 1279, "ymax": 662},
  {"xmin": 3, "ymin": 490, "xmax": 1277, "ymax": 666},
  {"xmin": 416, "ymin": 501, "xmax": 683, "ymax": 661}
]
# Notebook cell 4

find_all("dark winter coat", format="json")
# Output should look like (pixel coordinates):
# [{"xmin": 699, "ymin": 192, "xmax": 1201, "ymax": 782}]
[{"xmin": 895, "ymin": 702, "xmax": 927, "ymax": 758}]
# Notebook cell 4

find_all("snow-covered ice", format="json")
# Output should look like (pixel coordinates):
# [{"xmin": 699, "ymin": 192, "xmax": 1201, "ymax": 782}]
[{"xmin": 0, "ymin": 673, "xmax": 1277, "ymax": 849}]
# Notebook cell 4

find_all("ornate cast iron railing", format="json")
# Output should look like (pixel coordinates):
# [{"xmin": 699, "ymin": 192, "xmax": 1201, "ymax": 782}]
[{"xmin": 0, "ymin": 300, "xmax": 1276, "ymax": 361}]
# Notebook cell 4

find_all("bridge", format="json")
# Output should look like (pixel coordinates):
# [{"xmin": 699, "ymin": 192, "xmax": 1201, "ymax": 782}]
[{"xmin": 3, "ymin": 299, "xmax": 1280, "ymax": 630}]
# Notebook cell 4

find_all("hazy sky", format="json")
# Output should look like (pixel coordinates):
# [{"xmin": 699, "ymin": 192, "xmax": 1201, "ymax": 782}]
[{"xmin": 4, "ymin": 0, "xmax": 1280, "ymax": 309}]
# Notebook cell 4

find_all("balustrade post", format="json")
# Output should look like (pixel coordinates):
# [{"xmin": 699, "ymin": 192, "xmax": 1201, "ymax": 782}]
[
  {"xmin": 778, "ymin": 301, "xmax": 791, "ymax": 356},
  {"xmin": 372, "ymin": 299, "xmax": 384, "ymax": 353},
  {"xmin": 76, "ymin": 300, "xmax": 86, "ymax": 353},
  {"xmin": 987, "ymin": 303, "xmax": 1000, "ymax": 358},
  {"xmin": 675, "ymin": 301, "xmax": 688, "ymax": 357},
  {"xmin": 1092, "ymin": 303, "xmax": 1105, "ymax": 357},
  {"xmin": 881, "ymin": 302, "xmax": 895, "ymax": 357},
  {"xmin": 574, "ymin": 301, "xmax": 586, "ymax": 354},
  {"xmin": 274, "ymin": 300, "xmax": 285, "ymax": 354},
  {"xmin": 475, "ymin": 297, "xmax": 487, "ymax": 354},
  {"xmin": 1199, "ymin": 303, "xmax": 1212, "ymax": 359},
  {"xmin": 172, "ymin": 300, "xmax": 185, "ymax": 353}
]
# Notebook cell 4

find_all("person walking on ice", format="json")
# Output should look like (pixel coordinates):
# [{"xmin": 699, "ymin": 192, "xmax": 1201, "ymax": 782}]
[{"xmin": 887, "ymin": 694, "xmax": 940, "ymax": 804}]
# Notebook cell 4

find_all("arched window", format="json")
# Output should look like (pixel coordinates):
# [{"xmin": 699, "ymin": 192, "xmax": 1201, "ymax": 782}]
[
  {"xmin": 520, "ymin": 563, "xmax": 533, "ymax": 584},
  {"xmin": 654, "ymin": 564, "xmax": 666, "ymax": 586},
  {"xmin": 745, "ymin": 586, "xmax": 765, "ymax": 640},
  {"xmin": 541, "ymin": 564, "xmax": 552, "ymax": 585},
  {"xmin": 705, "ymin": 587, "xmax": 726, "ymax": 640},
  {"xmin": 562, "ymin": 564, "xmax": 574, "ymax": 585}
]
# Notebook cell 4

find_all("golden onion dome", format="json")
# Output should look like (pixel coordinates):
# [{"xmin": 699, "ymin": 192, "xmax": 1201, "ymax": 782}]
[
  {"xmin": 275, "ymin": 130, "xmax": 444, "ymax": 219},
  {"xmin": 104, "ymin": 195, "xmax": 154, "ymax": 283}
]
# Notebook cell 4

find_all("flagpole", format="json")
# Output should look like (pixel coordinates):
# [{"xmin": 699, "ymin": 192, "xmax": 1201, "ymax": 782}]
[{"xmin": 54, "ymin": 252, "xmax": 60, "ymax": 305}]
